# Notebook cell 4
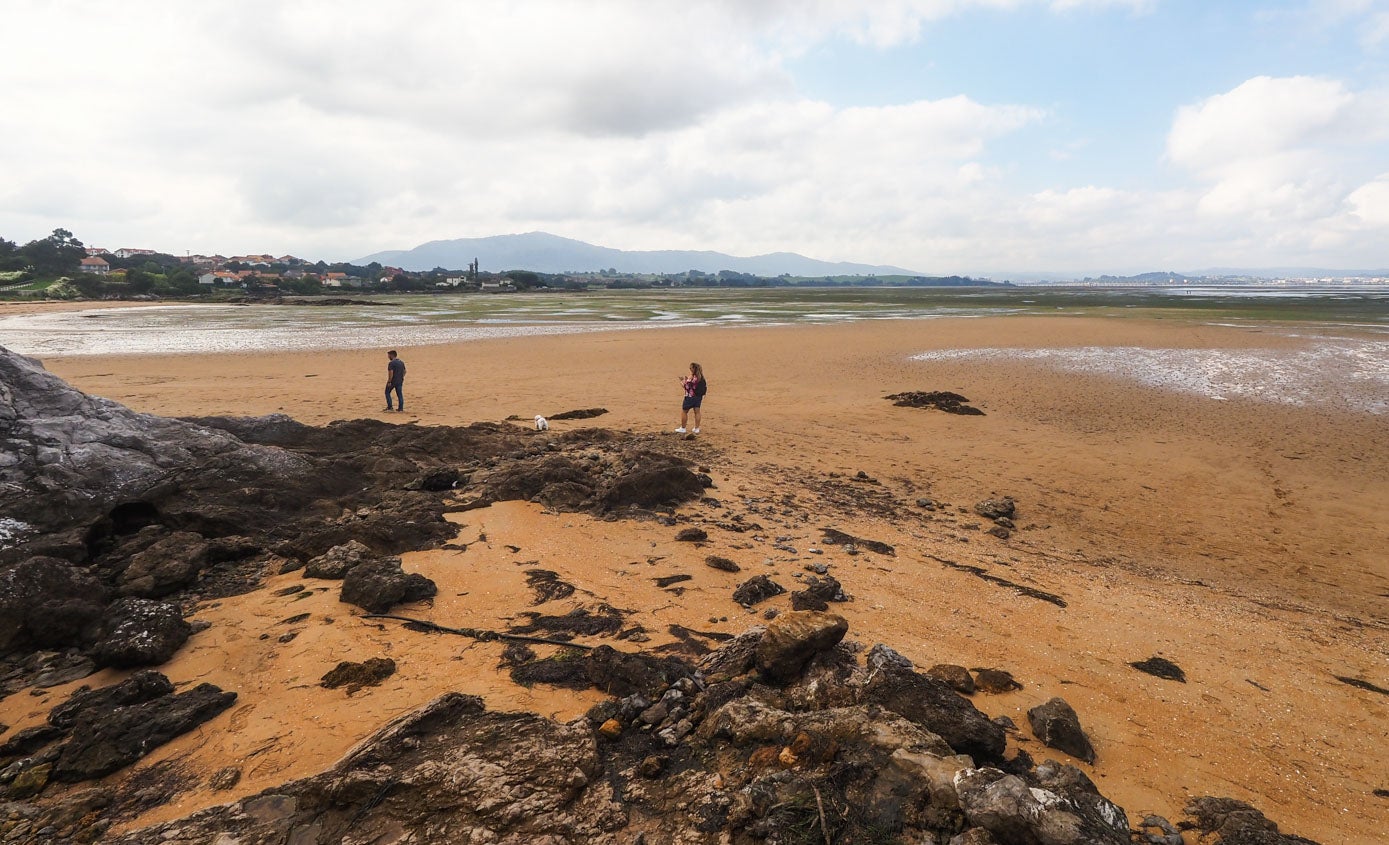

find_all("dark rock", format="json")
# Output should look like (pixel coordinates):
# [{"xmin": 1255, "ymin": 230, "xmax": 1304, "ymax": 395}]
[
  {"xmin": 821, "ymin": 528, "xmax": 895, "ymax": 555},
  {"xmin": 865, "ymin": 645, "xmax": 1007, "ymax": 764},
  {"xmin": 88, "ymin": 598, "xmax": 192, "ymax": 668},
  {"xmin": 340, "ymin": 558, "xmax": 437, "ymax": 614},
  {"xmin": 955, "ymin": 765, "xmax": 1129, "ymax": 844},
  {"xmin": 0, "ymin": 724, "xmax": 65, "ymax": 759},
  {"xmin": 0, "ymin": 557, "xmax": 108, "ymax": 651},
  {"xmin": 885, "ymin": 391, "xmax": 985, "ymax": 415},
  {"xmin": 754, "ymin": 611, "xmax": 848, "ymax": 684},
  {"xmin": 49, "ymin": 670, "xmax": 175, "ymax": 730},
  {"xmin": 789, "ymin": 574, "xmax": 847, "ymax": 612},
  {"xmin": 320, "ymin": 657, "xmax": 397, "ymax": 694},
  {"xmin": 510, "ymin": 649, "xmax": 592, "ymax": 690},
  {"xmin": 732, "ymin": 575, "xmax": 785, "ymax": 606},
  {"xmin": 524, "ymin": 568, "xmax": 576, "ymax": 605},
  {"xmin": 927, "ymin": 664, "xmax": 976, "ymax": 694},
  {"xmin": 973, "ymin": 497, "xmax": 1016, "ymax": 520},
  {"xmin": 1183, "ymin": 796, "xmax": 1322, "ymax": 845},
  {"xmin": 304, "ymin": 540, "xmax": 380, "ymax": 580},
  {"xmin": 654, "ymin": 574, "xmax": 692, "ymax": 589},
  {"xmin": 52, "ymin": 682, "xmax": 236, "ymax": 782},
  {"xmin": 1027, "ymin": 697, "xmax": 1096, "ymax": 764},
  {"xmin": 547, "ymin": 408, "xmax": 608, "ymax": 420},
  {"xmin": 705, "ymin": 555, "xmax": 740, "ymax": 572},
  {"xmin": 675, "ymin": 527, "xmax": 708, "ymax": 542},
  {"xmin": 8, "ymin": 762, "xmax": 52, "ymax": 798},
  {"xmin": 115, "ymin": 531, "xmax": 211, "ymax": 598},
  {"xmin": 972, "ymin": 668, "xmax": 1023, "ymax": 693},
  {"xmin": 418, "ymin": 468, "xmax": 461, "ymax": 491},
  {"xmin": 599, "ymin": 464, "xmax": 705, "ymax": 510},
  {"xmin": 1130, "ymin": 656, "xmax": 1187, "ymax": 683},
  {"xmin": 586, "ymin": 645, "xmax": 694, "ymax": 697},
  {"xmin": 0, "ymin": 348, "xmax": 310, "ymax": 544},
  {"xmin": 29, "ymin": 651, "xmax": 98, "ymax": 688}
]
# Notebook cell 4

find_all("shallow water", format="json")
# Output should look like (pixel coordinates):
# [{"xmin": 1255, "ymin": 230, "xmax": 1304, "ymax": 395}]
[
  {"xmin": 3, "ymin": 286, "xmax": 1387, "ymax": 414},
  {"xmin": 912, "ymin": 339, "xmax": 1389, "ymax": 415}
]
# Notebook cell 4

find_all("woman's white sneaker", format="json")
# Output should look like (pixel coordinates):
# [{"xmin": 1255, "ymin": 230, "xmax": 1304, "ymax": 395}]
[
  {"xmin": 674, "ymin": 427, "xmax": 687, "ymax": 434},
  {"xmin": 692, "ymin": 428, "xmax": 700, "ymax": 434}
]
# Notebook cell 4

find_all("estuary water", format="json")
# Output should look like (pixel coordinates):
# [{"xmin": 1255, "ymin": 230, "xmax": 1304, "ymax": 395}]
[{"xmin": 2, "ymin": 286, "xmax": 1387, "ymax": 413}]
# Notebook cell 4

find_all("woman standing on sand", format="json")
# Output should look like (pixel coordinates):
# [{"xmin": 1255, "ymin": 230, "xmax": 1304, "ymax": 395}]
[{"xmin": 675, "ymin": 362, "xmax": 706, "ymax": 434}]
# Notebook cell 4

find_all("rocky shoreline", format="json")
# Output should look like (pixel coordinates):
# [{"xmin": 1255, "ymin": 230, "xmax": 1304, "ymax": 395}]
[{"xmin": 0, "ymin": 345, "xmax": 1333, "ymax": 843}]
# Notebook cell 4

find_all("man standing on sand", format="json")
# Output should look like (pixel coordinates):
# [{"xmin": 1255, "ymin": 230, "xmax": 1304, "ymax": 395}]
[{"xmin": 384, "ymin": 350, "xmax": 406, "ymax": 412}]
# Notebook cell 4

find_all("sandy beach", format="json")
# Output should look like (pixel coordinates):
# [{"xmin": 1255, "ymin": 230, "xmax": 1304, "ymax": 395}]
[{"xmin": 4, "ymin": 309, "xmax": 1387, "ymax": 841}]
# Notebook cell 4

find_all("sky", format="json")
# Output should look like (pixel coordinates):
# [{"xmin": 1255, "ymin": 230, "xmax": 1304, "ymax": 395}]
[{"xmin": 2, "ymin": 0, "xmax": 1388, "ymax": 276}]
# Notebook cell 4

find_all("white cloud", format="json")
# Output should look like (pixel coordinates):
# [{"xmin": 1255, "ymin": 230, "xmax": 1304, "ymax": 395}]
[{"xmin": 1, "ymin": 1, "xmax": 1387, "ymax": 273}]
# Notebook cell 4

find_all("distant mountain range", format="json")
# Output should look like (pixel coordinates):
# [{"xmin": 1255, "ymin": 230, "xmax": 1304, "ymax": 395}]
[{"xmin": 354, "ymin": 232, "xmax": 922, "ymax": 276}]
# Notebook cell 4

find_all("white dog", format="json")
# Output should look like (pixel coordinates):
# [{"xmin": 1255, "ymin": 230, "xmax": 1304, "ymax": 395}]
[{"xmin": 534, "ymin": 415, "xmax": 549, "ymax": 431}]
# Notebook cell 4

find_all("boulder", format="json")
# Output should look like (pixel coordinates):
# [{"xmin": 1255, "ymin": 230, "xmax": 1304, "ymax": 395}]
[
  {"xmin": 754, "ymin": 611, "xmax": 848, "ymax": 684},
  {"xmin": 340, "ymin": 558, "xmax": 437, "ymax": 614},
  {"xmin": 0, "ymin": 557, "xmax": 108, "ymax": 651},
  {"xmin": 586, "ymin": 645, "xmax": 695, "ymax": 698},
  {"xmin": 973, "ymin": 497, "xmax": 1016, "ymax": 520},
  {"xmin": 0, "ymin": 346, "xmax": 309, "ymax": 542},
  {"xmin": 115, "ymin": 531, "xmax": 211, "ymax": 598},
  {"xmin": 732, "ymin": 575, "xmax": 785, "ymax": 606},
  {"xmin": 87, "ymin": 598, "xmax": 192, "ymax": 668},
  {"xmin": 954, "ymin": 766, "xmax": 1129, "ymax": 844},
  {"xmin": 599, "ymin": 464, "xmax": 706, "ymax": 510},
  {"xmin": 865, "ymin": 644, "xmax": 1007, "ymax": 764},
  {"xmin": 53, "ymin": 682, "xmax": 236, "ymax": 782},
  {"xmin": 1027, "ymin": 697, "xmax": 1096, "ymax": 764},
  {"xmin": 304, "ymin": 540, "xmax": 379, "ymax": 580}
]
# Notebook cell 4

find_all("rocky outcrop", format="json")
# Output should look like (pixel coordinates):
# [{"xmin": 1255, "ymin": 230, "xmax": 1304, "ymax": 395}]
[
  {"xmin": 0, "ymin": 670, "xmax": 235, "ymax": 798},
  {"xmin": 1027, "ymin": 697, "xmax": 1097, "ymax": 764},
  {"xmin": 0, "ymin": 346, "xmax": 308, "ymax": 546},
  {"xmin": 339, "ymin": 557, "xmax": 438, "ymax": 614},
  {"xmin": 99, "ymin": 618, "xmax": 1138, "ymax": 845}
]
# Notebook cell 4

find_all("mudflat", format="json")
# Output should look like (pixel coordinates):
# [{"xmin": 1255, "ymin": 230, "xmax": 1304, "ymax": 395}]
[{"xmin": 9, "ymin": 313, "xmax": 1387, "ymax": 841}]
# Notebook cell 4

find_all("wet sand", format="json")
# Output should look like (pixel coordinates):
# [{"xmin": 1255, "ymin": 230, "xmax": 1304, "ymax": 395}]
[{"xmin": 5, "ymin": 313, "xmax": 1387, "ymax": 841}]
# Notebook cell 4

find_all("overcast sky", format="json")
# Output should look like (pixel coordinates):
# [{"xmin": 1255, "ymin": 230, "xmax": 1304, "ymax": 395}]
[{"xmin": 2, "ymin": 0, "xmax": 1387, "ymax": 275}]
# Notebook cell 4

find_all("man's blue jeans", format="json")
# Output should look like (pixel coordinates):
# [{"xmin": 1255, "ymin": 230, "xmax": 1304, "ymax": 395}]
[{"xmin": 386, "ymin": 383, "xmax": 403, "ymax": 410}]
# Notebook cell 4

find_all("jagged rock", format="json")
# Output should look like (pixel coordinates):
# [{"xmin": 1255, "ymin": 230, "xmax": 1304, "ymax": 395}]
[
  {"xmin": 115, "ymin": 531, "xmax": 210, "ymax": 597},
  {"xmin": 732, "ymin": 575, "xmax": 785, "ymax": 606},
  {"xmin": 1027, "ymin": 697, "xmax": 1096, "ymax": 764},
  {"xmin": 1182, "ymin": 796, "xmax": 1322, "ymax": 845},
  {"xmin": 303, "ymin": 540, "xmax": 380, "ymax": 580},
  {"xmin": 208, "ymin": 766, "xmax": 242, "ymax": 790},
  {"xmin": 586, "ymin": 645, "xmax": 694, "ymax": 697},
  {"xmin": 320, "ymin": 657, "xmax": 397, "ymax": 694},
  {"xmin": 954, "ymin": 766, "xmax": 1130, "ymax": 844},
  {"xmin": 789, "ymin": 574, "xmax": 848, "ymax": 611},
  {"xmin": 885, "ymin": 391, "xmax": 985, "ymax": 415},
  {"xmin": 49, "ymin": 670, "xmax": 175, "ymax": 730},
  {"xmin": 87, "ymin": 598, "xmax": 192, "ymax": 668},
  {"xmin": 928, "ymin": 664, "xmax": 977, "ymax": 694},
  {"xmin": 0, "ymin": 557, "xmax": 108, "ymax": 651},
  {"xmin": 104, "ymin": 693, "xmax": 614, "ymax": 845},
  {"xmin": 973, "ymin": 497, "xmax": 1016, "ymax": 520},
  {"xmin": 52, "ymin": 682, "xmax": 237, "ymax": 782},
  {"xmin": 339, "ymin": 558, "xmax": 437, "ymax": 614},
  {"xmin": 754, "ymin": 611, "xmax": 848, "ymax": 683},
  {"xmin": 866, "ymin": 644, "xmax": 1007, "ymax": 764},
  {"xmin": 483, "ymin": 454, "xmax": 591, "ymax": 503},
  {"xmin": 675, "ymin": 527, "xmax": 708, "ymax": 542},
  {"xmin": 0, "ymin": 724, "xmax": 65, "ymax": 759},
  {"xmin": 1129, "ymin": 656, "xmax": 1186, "ymax": 683},
  {"xmin": 705, "ymin": 555, "xmax": 740, "ymax": 572},
  {"xmin": 599, "ymin": 463, "xmax": 706, "ymax": 510},
  {"xmin": 0, "ymin": 346, "xmax": 310, "ymax": 543}
]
